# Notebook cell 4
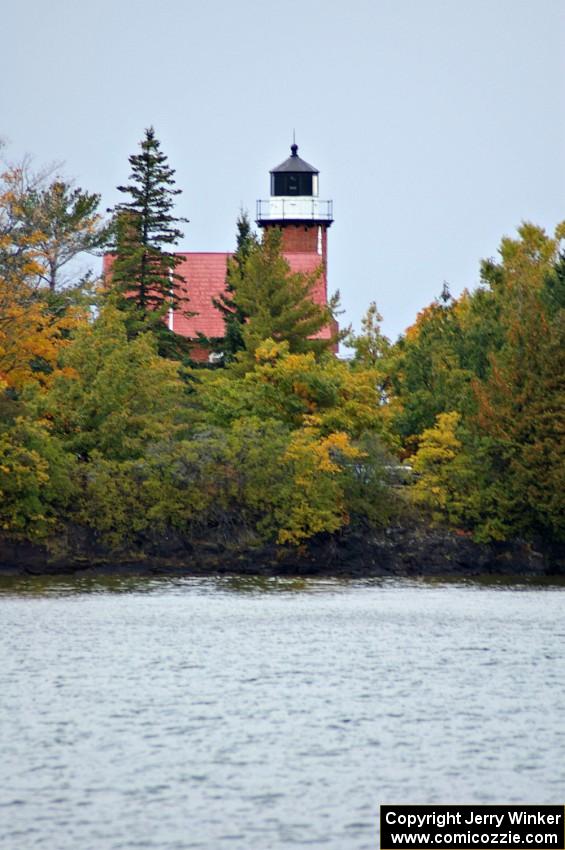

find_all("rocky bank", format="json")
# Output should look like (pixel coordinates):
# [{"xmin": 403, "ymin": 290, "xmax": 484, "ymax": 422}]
[{"xmin": 0, "ymin": 523, "xmax": 563, "ymax": 579}]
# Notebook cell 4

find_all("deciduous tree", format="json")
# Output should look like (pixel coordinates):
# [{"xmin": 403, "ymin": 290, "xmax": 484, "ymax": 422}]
[
  {"xmin": 0, "ymin": 163, "xmax": 106, "ymax": 291},
  {"xmin": 44, "ymin": 306, "xmax": 187, "ymax": 461},
  {"xmin": 19, "ymin": 179, "xmax": 107, "ymax": 290},
  {"xmin": 0, "ymin": 171, "xmax": 86, "ymax": 391}
]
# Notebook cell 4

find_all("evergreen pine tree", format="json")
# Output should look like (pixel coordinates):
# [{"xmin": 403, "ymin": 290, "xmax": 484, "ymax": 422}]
[
  {"xmin": 107, "ymin": 127, "xmax": 190, "ymax": 355},
  {"xmin": 232, "ymin": 227, "xmax": 340, "ymax": 368},
  {"xmin": 205, "ymin": 210, "xmax": 257, "ymax": 363}
]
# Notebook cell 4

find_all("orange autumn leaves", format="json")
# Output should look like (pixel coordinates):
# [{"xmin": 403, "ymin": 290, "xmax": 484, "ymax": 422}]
[
  {"xmin": 0, "ymin": 279, "xmax": 81, "ymax": 391},
  {"xmin": 0, "ymin": 168, "xmax": 86, "ymax": 391}
]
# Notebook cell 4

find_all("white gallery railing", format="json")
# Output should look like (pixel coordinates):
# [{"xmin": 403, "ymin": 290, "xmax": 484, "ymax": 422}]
[{"xmin": 256, "ymin": 197, "xmax": 333, "ymax": 222}]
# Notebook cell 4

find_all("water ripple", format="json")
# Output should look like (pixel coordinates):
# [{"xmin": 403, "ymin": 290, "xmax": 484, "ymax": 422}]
[{"xmin": 0, "ymin": 576, "xmax": 564, "ymax": 849}]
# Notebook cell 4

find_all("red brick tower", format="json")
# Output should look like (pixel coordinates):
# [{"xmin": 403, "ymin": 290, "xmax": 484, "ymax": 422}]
[{"xmin": 256, "ymin": 143, "xmax": 335, "ymax": 342}]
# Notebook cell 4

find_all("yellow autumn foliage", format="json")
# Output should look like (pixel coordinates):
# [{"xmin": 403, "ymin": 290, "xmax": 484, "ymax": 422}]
[
  {"xmin": 0, "ymin": 271, "xmax": 84, "ymax": 390},
  {"xmin": 277, "ymin": 428, "xmax": 363, "ymax": 545},
  {"xmin": 0, "ymin": 169, "xmax": 86, "ymax": 391}
]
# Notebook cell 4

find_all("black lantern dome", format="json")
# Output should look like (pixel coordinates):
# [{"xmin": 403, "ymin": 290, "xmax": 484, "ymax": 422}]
[{"xmin": 270, "ymin": 144, "xmax": 319, "ymax": 196}]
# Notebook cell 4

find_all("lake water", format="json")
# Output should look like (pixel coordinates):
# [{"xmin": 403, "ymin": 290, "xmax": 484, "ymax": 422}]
[{"xmin": 0, "ymin": 575, "xmax": 564, "ymax": 850}]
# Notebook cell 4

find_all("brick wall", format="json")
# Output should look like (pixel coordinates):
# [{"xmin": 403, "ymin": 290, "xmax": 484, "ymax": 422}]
[{"xmin": 263, "ymin": 223, "xmax": 329, "ymax": 257}]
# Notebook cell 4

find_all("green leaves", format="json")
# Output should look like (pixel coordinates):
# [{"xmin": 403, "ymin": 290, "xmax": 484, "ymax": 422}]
[
  {"xmin": 4, "ymin": 138, "xmax": 562, "ymax": 554},
  {"xmin": 20, "ymin": 179, "xmax": 107, "ymax": 290},
  {"xmin": 0, "ymin": 417, "xmax": 76, "ymax": 539},
  {"xmin": 45, "ymin": 306, "xmax": 188, "ymax": 461},
  {"xmin": 388, "ymin": 220, "xmax": 565, "ymax": 543}
]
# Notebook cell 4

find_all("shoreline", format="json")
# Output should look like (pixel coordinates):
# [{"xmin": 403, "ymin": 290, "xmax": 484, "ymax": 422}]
[{"xmin": 1, "ymin": 525, "xmax": 563, "ymax": 580}]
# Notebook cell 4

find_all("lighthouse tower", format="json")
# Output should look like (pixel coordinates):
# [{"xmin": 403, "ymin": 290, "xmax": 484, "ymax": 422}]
[
  {"xmin": 256, "ymin": 142, "xmax": 333, "ymax": 258},
  {"xmin": 256, "ymin": 143, "xmax": 335, "ymax": 345}
]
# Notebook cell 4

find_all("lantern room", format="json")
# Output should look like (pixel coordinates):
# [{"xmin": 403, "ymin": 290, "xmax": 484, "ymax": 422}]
[
  {"xmin": 256, "ymin": 143, "xmax": 333, "ymax": 225},
  {"xmin": 271, "ymin": 143, "xmax": 319, "ymax": 196}
]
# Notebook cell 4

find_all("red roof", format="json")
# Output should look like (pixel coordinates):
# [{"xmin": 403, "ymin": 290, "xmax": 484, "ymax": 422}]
[
  {"xmin": 173, "ymin": 253, "xmax": 231, "ymax": 338},
  {"xmin": 173, "ymin": 251, "xmax": 329, "ymax": 339},
  {"xmin": 104, "ymin": 250, "xmax": 331, "ymax": 341}
]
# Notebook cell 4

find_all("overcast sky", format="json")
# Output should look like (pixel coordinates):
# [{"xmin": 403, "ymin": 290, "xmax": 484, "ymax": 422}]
[{"xmin": 2, "ymin": 0, "xmax": 564, "ymax": 340}]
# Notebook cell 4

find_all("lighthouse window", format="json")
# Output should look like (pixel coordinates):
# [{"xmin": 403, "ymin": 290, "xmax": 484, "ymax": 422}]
[{"xmin": 273, "ymin": 172, "xmax": 314, "ymax": 196}]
